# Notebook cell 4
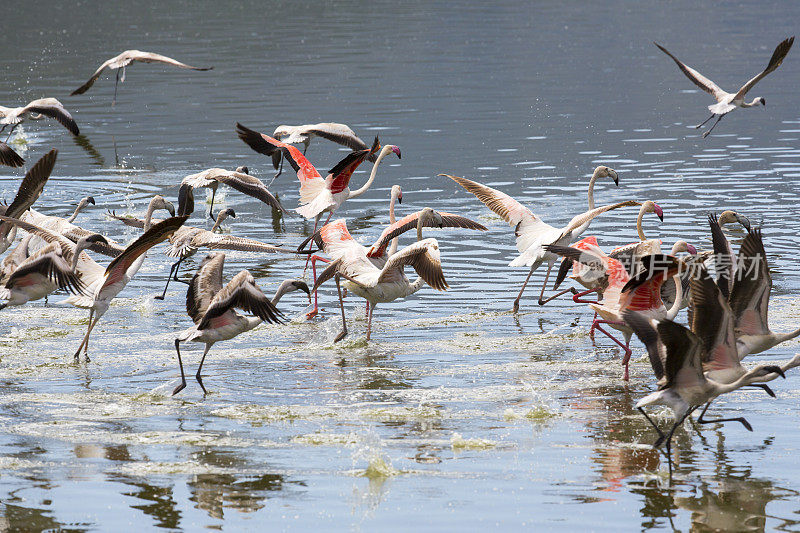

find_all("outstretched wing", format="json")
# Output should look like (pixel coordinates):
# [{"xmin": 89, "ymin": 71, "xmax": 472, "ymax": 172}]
[
  {"xmin": 623, "ymin": 310, "xmax": 666, "ymax": 383},
  {"xmin": 654, "ymin": 42, "xmax": 727, "ymax": 101},
  {"xmin": 326, "ymin": 137, "xmax": 379, "ymax": 194},
  {"xmin": 127, "ymin": 50, "xmax": 213, "ymax": 71},
  {"xmin": 729, "ymin": 227, "xmax": 771, "ymax": 336},
  {"xmin": 198, "ymin": 269, "xmax": 284, "ymax": 329},
  {"xmin": 689, "ymin": 265, "xmax": 739, "ymax": 372},
  {"xmin": 71, "ymin": 56, "xmax": 118, "ymax": 95},
  {"xmin": 22, "ymin": 98, "xmax": 79, "ymax": 135},
  {"xmin": 367, "ymin": 210, "xmax": 487, "ymax": 258},
  {"xmin": 306, "ymin": 123, "xmax": 370, "ymax": 152},
  {"xmin": 0, "ymin": 149, "xmax": 57, "ymax": 244},
  {"xmin": 187, "ymin": 252, "xmax": 225, "ymax": 324},
  {"xmin": 235, "ymin": 123, "xmax": 323, "ymax": 185},
  {"xmin": 0, "ymin": 142, "xmax": 24, "ymax": 168},
  {"xmin": 380, "ymin": 238, "xmax": 448, "ymax": 291},
  {"xmin": 211, "ymin": 170, "xmax": 287, "ymax": 213},
  {"xmin": 735, "ymin": 36, "xmax": 794, "ymax": 99},
  {"xmin": 6, "ymin": 244, "xmax": 84, "ymax": 296},
  {"xmin": 657, "ymin": 319, "xmax": 707, "ymax": 391},
  {"xmin": 441, "ymin": 173, "xmax": 555, "ymax": 254}
]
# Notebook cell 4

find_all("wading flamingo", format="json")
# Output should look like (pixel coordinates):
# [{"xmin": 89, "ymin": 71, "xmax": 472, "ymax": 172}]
[
  {"xmin": 65, "ymin": 215, "xmax": 188, "ymax": 360},
  {"xmin": 172, "ymin": 252, "xmax": 309, "ymax": 395},
  {"xmin": 654, "ymin": 37, "xmax": 794, "ymax": 138},
  {"xmin": 70, "ymin": 50, "xmax": 213, "ymax": 105},
  {"xmin": 442, "ymin": 169, "xmax": 641, "ymax": 311},
  {"xmin": 311, "ymin": 218, "xmax": 448, "ymax": 342},
  {"xmin": 624, "ymin": 310, "xmax": 784, "ymax": 478}
]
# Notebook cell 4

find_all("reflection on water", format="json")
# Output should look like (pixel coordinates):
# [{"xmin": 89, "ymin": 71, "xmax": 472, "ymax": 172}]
[{"xmin": 2, "ymin": 0, "xmax": 800, "ymax": 529}]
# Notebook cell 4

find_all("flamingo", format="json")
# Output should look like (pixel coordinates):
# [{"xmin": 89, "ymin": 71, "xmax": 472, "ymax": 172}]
[
  {"xmin": 545, "ymin": 246, "xmax": 685, "ymax": 380},
  {"xmin": 708, "ymin": 211, "xmax": 751, "ymax": 299},
  {"xmin": 623, "ymin": 310, "xmax": 784, "ymax": 478},
  {"xmin": 70, "ymin": 50, "xmax": 213, "ymax": 105},
  {"xmin": 302, "ymin": 206, "xmax": 485, "ymax": 319},
  {"xmin": 0, "ymin": 98, "xmax": 80, "ymax": 140},
  {"xmin": 727, "ymin": 227, "xmax": 800, "ymax": 358},
  {"xmin": 654, "ymin": 37, "xmax": 794, "ymax": 138},
  {"xmin": 270, "ymin": 122, "xmax": 377, "ymax": 183},
  {"xmin": 172, "ymin": 252, "xmax": 310, "ymax": 395},
  {"xmin": 64, "ymin": 215, "xmax": 188, "ymax": 360},
  {"xmin": 442, "ymin": 169, "xmax": 640, "ymax": 311},
  {"xmin": 0, "ymin": 149, "xmax": 57, "ymax": 254},
  {"xmin": 0, "ymin": 142, "xmax": 23, "ymax": 167},
  {"xmin": 23, "ymin": 196, "xmax": 126, "ymax": 258},
  {"xmin": 178, "ymin": 166, "xmax": 286, "ymax": 220},
  {"xmin": 311, "ymin": 218, "xmax": 448, "ymax": 342},
  {"xmin": 0, "ymin": 215, "xmax": 107, "ymax": 309},
  {"xmin": 108, "ymin": 206, "xmax": 289, "ymax": 300}
]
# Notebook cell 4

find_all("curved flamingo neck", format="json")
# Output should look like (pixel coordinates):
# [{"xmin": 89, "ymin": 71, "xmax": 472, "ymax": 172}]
[
  {"xmin": 143, "ymin": 199, "xmax": 159, "ymax": 232},
  {"xmin": 665, "ymin": 275, "xmax": 683, "ymax": 320},
  {"xmin": 587, "ymin": 169, "xmax": 600, "ymax": 211},
  {"xmin": 636, "ymin": 206, "xmax": 647, "ymax": 241},
  {"xmin": 348, "ymin": 145, "xmax": 394, "ymax": 199},
  {"xmin": 67, "ymin": 201, "xmax": 86, "ymax": 223}
]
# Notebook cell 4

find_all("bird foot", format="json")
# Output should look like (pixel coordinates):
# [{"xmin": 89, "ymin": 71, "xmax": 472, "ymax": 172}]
[
  {"xmin": 512, "ymin": 300, "xmax": 520, "ymax": 313},
  {"xmin": 154, "ymin": 295, "xmax": 165, "ymax": 301},
  {"xmin": 196, "ymin": 374, "xmax": 208, "ymax": 395},
  {"xmin": 172, "ymin": 381, "xmax": 187, "ymax": 396},
  {"xmin": 334, "ymin": 329, "xmax": 347, "ymax": 343},
  {"xmin": 305, "ymin": 309, "xmax": 319, "ymax": 320},
  {"xmin": 702, "ymin": 130, "xmax": 711, "ymax": 138}
]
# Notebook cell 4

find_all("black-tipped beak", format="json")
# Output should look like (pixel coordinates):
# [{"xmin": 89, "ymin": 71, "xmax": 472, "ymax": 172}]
[
  {"xmin": 398, "ymin": 196, "xmax": 402, "ymax": 204},
  {"xmin": 294, "ymin": 281, "xmax": 311, "ymax": 295},
  {"xmin": 766, "ymin": 365, "xmax": 786, "ymax": 379},
  {"xmin": 87, "ymin": 196, "xmax": 96, "ymax": 205}
]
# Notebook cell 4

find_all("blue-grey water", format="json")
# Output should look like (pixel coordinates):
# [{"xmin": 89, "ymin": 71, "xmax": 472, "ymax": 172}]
[{"xmin": 2, "ymin": 1, "xmax": 800, "ymax": 530}]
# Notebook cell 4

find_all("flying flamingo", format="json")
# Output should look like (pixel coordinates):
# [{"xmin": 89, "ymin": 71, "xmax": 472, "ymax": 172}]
[
  {"xmin": 172, "ymin": 252, "xmax": 310, "ymax": 395},
  {"xmin": 311, "ymin": 218, "xmax": 448, "ymax": 342},
  {"xmin": 623, "ymin": 310, "xmax": 784, "ymax": 478},
  {"xmin": 0, "ymin": 149, "xmax": 57, "ymax": 254},
  {"xmin": 70, "ymin": 50, "xmax": 213, "ymax": 105},
  {"xmin": 654, "ymin": 37, "xmax": 794, "ymax": 138},
  {"xmin": 270, "ymin": 122, "xmax": 377, "ymax": 183},
  {"xmin": 65, "ymin": 215, "xmax": 188, "ymax": 360},
  {"xmin": 441, "ymin": 168, "xmax": 640, "ymax": 311}
]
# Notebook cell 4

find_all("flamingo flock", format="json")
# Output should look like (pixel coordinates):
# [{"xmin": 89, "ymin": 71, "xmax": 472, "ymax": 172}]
[{"xmin": 0, "ymin": 37, "xmax": 798, "ymax": 482}]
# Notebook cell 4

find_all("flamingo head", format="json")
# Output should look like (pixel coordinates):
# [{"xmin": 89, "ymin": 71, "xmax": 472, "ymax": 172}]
[
  {"xmin": 642, "ymin": 200, "xmax": 663, "ymax": 221},
  {"xmin": 718, "ymin": 210, "xmax": 751, "ymax": 230},
  {"xmin": 235, "ymin": 165, "xmax": 249, "ymax": 175},
  {"xmin": 670, "ymin": 240, "xmax": 697, "ymax": 255},
  {"xmin": 389, "ymin": 145, "xmax": 401, "ymax": 159},
  {"xmin": 219, "ymin": 208, "xmax": 236, "ymax": 220},
  {"xmin": 152, "ymin": 195, "xmax": 176, "ymax": 217},
  {"xmin": 594, "ymin": 165, "xmax": 618, "ymax": 186},
  {"xmin": 85, "ymin": 196, "xmax": 96, "ymax": 206},
  {"xmin": 391, "ymin": 185, "xmax": 403, "ymax": 204},
  {"xmin": 273, "ymin": 126, "xmax": 291, "ymax": 139}
]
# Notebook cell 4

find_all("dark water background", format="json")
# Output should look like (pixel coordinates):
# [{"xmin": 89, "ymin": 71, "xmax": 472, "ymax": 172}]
[{"xmin": 1, "ymin": 1, "xmax": 800, "ymax": 530}]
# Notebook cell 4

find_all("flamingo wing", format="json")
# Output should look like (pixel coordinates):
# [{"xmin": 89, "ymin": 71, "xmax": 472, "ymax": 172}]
[
  {"xmin": 6, "ymin": 244, "xmax": 84, "ymax": 296},
  {"xmin": 212, "ymin": 170, "xmax": 287, "ymax": 213},
  {"xmin": 0, "ymin": 150, "xmax": 57, "ymax": 245},
  {"xmin": 187, "ymin": 252, "xmax": 225, "ymax": 324},
  {"xmin": 22, "ymin": 98, "xmax": 79, "ymax": 135},
  {"xmin": 729, "ymin": 227, "xmax": 772, "ymax": 336},
  {"xmin": 196, "ymin": 232, "xmax": 287, "ymax": 254},
  {"xmin": 623, "ymin": 310, "xmax": 667, "ymax": 383},
  {"xmin": 327, "ymin": 136, "xmax": 379, "ymax": 194},
  {"xmin": 70, "ymin": 56, "xmax": 119, "ymax": 95},
  {"xmin": 126, "ymin": 50, "xmax": 212, "ymax": 71},
  {"xmin": 654, "ymin": 42, "xmax": 727, "ymax": 101},
  {"xmin": 367, "ymin": 210, "xmax": 487, "ymax": 258},
  {"xmin": 306, "ymin": 123, "xmax": 369, "ymax": 151},
  {"xmin": 657, "ymin": 319, "xmax": 708, "ymax": 391},
  {"xmin": 380, "ymin": 238, "xmax": 448, "ymax": 291},
  {"xmin": 198, "ymin": 270, "xmax": 284, "ymax": 330},
  {"xmin": 708, "ymin": 213, "xmax": 734, "ymax": 298},
  {"xmin": 734, "ymin": 36, "xmax": 794, "ymax": 100},
  {"xmin": 690, "ymin": 266, "xmax": 740, "ymax": 372},
  {"xmin": 235, "ymin": 123, "xmax": 323, "ymax": 185},
  {"xmin": 0, "ymin": 142, "xmax": 23, "ymax": 167}
]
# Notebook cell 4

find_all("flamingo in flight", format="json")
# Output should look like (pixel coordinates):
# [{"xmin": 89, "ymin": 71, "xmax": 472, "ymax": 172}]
[
  {"xmin": 70, "ymin": 50, "xmax": 213, "ymax": 105},
  {"xmin": 270, "ymin": 122, "xmax": 377, "ymax": 183},
  {"xmin": 311, "ymin": 218, "xmax": 449, "ymax": 342},
  {"xmin": 654, "ymin": 37, "xmax": 794, "ymax": 137},
  {"xmin": 442, "ymin": 168, "xmax": 640, "ymax": 311},
  {"xmin": 0, "ymin": 98, "xmax": 80, "ymax": 141},
  {"xmin": 624, "ymin": 310, "xmax": 784, "ymax": 478},
  {"xmin": 0, "ymin": 149, "xmax": 57, "ymax": 254},
  {"xmin": 172, "ymin": 252, "xmax": 310, "ymax": 395}
]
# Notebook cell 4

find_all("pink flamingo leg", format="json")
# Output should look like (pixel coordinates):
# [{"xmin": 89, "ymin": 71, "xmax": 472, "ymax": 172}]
[
  {"xmin": 592, "ymin": 320, "xmax": 632, "ymax": 381},
  {"xmin": 305, "ymin": 254, "xmax": 331, "ymax": 319},
  {"xmin": 303, "ymin": 211, "xmax": 334, "ymax": 273},
  {"xmin": 572, "ymin": 288, "xmax": 600, "ymax": 304},
  {"xmin": 589, "ymin": 311, "xmax": 598, "ymax": 339}
]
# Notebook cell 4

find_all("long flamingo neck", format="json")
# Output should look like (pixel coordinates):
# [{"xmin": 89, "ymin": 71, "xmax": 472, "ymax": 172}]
[
  {"xmin": 349, "ymin": 145, "xmax": 392, "ymax": 199},
  {"xmin": 389, "ymin": 192, "xmax": 399, "ymax": 256},
  {"xmin": 143, "ymin": 200, "xmax": 158, "ymax": 232},
  {"xmin": 665, "ymin": 275, "xmax": 683, "ymax": 319},
  {"xmin": 67, "ymin": 202, "xmax": 85, "ymax": 223},
  {"xmin": 636, "ymin": 207, "xmax": 646, "ymax": 241},
  {"xmin": 778, "ymin": 327, "xmax": 800, "ymax": 345},
  {"xmin": 587, "ymin": 170, "xmax": 599, "ymax": 210}
]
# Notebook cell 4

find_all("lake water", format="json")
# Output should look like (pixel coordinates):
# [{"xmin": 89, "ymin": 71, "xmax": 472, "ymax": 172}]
[{"xmin": 2, "ymin": 0, "xmax": 800, "ymax": 530}]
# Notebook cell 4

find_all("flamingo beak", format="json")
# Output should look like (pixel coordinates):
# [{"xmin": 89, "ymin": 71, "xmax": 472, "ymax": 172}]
[
  {"xmin": 87, "ymin": 196, "xmax": 96, "ymax": 205},
  {"xmin": 391, "ymin": 146, "xmax": 401, "ymax": 159},
  {"xmin": 736, "ymin": 214, "xmax": 752, "ymax": 231},
  {"xmin": 654, "ymin": 204, "xmax": 664, "ymax": 221},
  {"xmin": 398, "ymin": 193, "xmax": 403, "ymax": 204},
  {"xmin": 686, "ymin": 243, "xmax": 697, "ymax": 255},
  {"xmin": 765, "ymin": 365, "xmax": 785, "ymax": 378}
]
